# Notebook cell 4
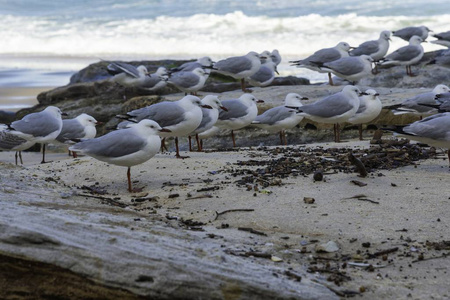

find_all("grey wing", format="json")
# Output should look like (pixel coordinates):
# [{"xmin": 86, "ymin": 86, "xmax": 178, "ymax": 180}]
[
  {"xmin": 405, "ymin": 113, "xmax": 450, "ymax": 139},
  {"xmin": 215, "ymin": 56, "xmax": 252, "ymax": 73},
  {"xmin": 11, "ymin": 112, "xmax": 60, "ymax": 137},
  {"xmin": 0, "ymin": 131, "xmax": 30, "ymax": 150},
  {"xmin": 308, "ymin": 48, "xmax": 341, "ymax": 63},
  {"xmin": 141, "ymin": 75, "xmax": 164, "ymax": 89},
  {"xmin": 71, "ymin": 130, "xmax": 146, "ymax": 158},
  {"xmin": 170, "ymin": 61, "xmax": 198, "ymax": 72},
  {"xmin": 324, "ymin": 58, "xmax": 363, "ymax": 75},
  {"xmin": 250, "ymin": 66, "xmax": 273, "ymax": 82},
  {"xmin": 393, "ymin": 27, "xmax": 419, "ymax": 40},
  {"xmin": 219, "ymin": 100, "xmax": 249, "ymax": 120},
  {"xmin": 301, "ymin": 94, "xmax": 354, "ymax": 118},
  {"xmin": 435, "ymin": 31, "xmax": 450, "ymax": 41},
  {"xmin": 197, "ymin": 109, "xmax": 213, "ymax": 130},
  {"xmin": 137, "ymin": 102, "xmax": 187, "ymax": 127},
  {"xmin": 56, "ymin": 119, "xmax": 85, "ymax": 142},
  {"xmin": 108, "ymin": 62, "xmax": 139, "ymax": 78},
  {"xmin": 385, "ymin": 46, "xmax": 421, "ymax": 62},
  {"xmin": 350, "ymin": 41, "xmax": 379, "ymax": 56},
  {"xmin": 254, "ymin": 107, "xmax": 294, "ymax": 125},
  {"xmin": 355, "ymin": 101, "xmax": 368, "ymax": 114},
  {"xmin": 169, "ymin": 71, "xmax": 199, "ymax": 88},
  {"xmin": 402, "ymin": 92, "xmax": 434, "ymax": 108}
]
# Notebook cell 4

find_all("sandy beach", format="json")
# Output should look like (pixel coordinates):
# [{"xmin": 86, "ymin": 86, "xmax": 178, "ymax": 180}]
[{"xmin": 1, "ymin": 133, "xmax": 449, "ymax": 299}]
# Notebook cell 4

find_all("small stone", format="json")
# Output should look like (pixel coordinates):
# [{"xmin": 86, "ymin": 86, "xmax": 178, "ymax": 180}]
[{"xmin": 303, "ymin": 197, "xmax": 315, "ymax": 204}]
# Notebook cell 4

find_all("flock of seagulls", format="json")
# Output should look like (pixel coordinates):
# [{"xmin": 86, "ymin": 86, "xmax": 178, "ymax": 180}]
[{"xmin": 1, "ymin": 25, "xmax": 450, "ymax": 192}]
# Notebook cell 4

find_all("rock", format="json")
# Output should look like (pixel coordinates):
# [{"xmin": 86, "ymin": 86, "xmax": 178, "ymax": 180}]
[{"xmin": 0, "ymin": 110, "xmax": 16, "ymax": 123}]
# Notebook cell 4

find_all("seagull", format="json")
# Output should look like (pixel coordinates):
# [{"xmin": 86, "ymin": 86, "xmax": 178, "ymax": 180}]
[
  {"xmin": 6, "ymin": 106, "xmax": 66, "ymax": 163},
  {"xmin": 290, "ymin": 42, "xmax": 352, "ymax": 85},
  {"xmin": 392, "ymin": 25, "xmax": 431, "ymax": 42},
  {"xmin": 380, "ymin": 35, "xmax": 425, "ymax": 76},
  {"xmin": 288, "ymin": 85, "xmax": 363, "ymax": 143},
  {"xmin": 386, "ymin": 84, "xmax": 450, "ymax": 117},
  {"xmin": 317, "ymin": 55, "xmax": 374, "ymax": 84},
  {"xmin": 188, "ymin": 95, "xmax": 227, "ymax": 151},
  {"xmin": 55, "ymin": 113, "xmax": 98, "ymax": 158},
  {"xmin": 167, "ymin": 67, "xmax": 209, "ymax": 95},
  {"xmin": 350, "ymin": 30, "xmax": 391, "ymax": 73},
  {"xmin": 347, "ymin": 89, "xmax": 382, "ymax": 140},
  {"xmin": 107, "ymin": 61, "xmax": 150, "ymax": 87},
  {"xmin": 0, "ymin": 124, "xmax": 35, "ymax": 165},
  {"xmin": 260, "ymin": 50, "xmax": 282, "ymax": 66},
  {"xmin": 140, "ymin": 67, "xmax": 169, "ymax": 91},
  {"xmin": 70, "ymin": 119, "xmax": 170, "ymax": 192},
  {"xmin": 247, "ymin": 59, "xmax": 278, "ymax": 87},
  {"xmin": 252, "ymin": 93, "xmax": 308, "ymax": 145},
  {"xmin": 118, "ymin": 95, "xmax": 210, "ymax": 158},
  {"xmin": 169, "ymin": 56, "xmax": 215, "ymax": 73},
  {"xmin": 383, "ymin": 112, "xmax": 450, "ymax": 164},
  {"xmin": 430, "ymin": 31, "xmax": 450, "ymax": 48},
  {"xmin": 216, "ymin": 94, "xmax": 264, "ymax": 147},
  {"xmin": 417, "ymin": 91, "xmax": 450, "ymax": 112},
  {"xmin": 213, "ymin": 51, "xmax": 262, "ymax": 92},
  {"xmin": 427, "ymin": 50, "xmax": 450, "ymax": 68}
]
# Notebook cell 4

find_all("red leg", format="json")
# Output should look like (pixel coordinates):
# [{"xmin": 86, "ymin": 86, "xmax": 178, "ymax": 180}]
[
  {"xmin": 231, "ymin": 130, "xmax": 237, "ymax": 148},
  {"xmin": 359, "ymin": 124, "xmax": 363, "ymax": 141},
  {"xmin": 188, "ymin": 135, "xmax": 192, "ymax": 152},
  {"xmin": 328, "ymin": 73, "xmax": 334, "ymax": 86},
  {"xmin": 196, "ymin": 134, "xmax": 202, "ymax": 152}
]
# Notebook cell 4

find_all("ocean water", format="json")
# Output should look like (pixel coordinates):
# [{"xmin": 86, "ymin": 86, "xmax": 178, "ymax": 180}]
[{"xmin": 0, "ymin": 0, "xmax": 449, "ymax": 109}]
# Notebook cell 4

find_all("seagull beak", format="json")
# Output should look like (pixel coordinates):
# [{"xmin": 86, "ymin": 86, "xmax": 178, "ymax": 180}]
[
  {"xmin": 95, "ymin": 121, "xmax": 104, "ymax": 126},
  {"xmin": 256, "ymin": 99, "xmax": 265, "ymax": 103},
  {"xmin": 201, "ymin": 104, "xmax": 213, "ymax": 109},
  {"xmin": 301, "ymin": 97, "xmax": 309, "ymax": 100},
  {"xmin": 220, "ymin": 106, "xmax": 228, "ymax": 111},
  {"xmin": 359, "ymin": 92, "xmax": 369, "ymax": 96},
  {"xmin": 159, "ymin": 128, "xmax": 171, "ymax": 133},
  {"xmin": 374, "ymin": 93, "xmax": 380, "ymax": 97},
  {"xmin": 61, "ymin": 112, "xmax": 68, "ymax": 116}
]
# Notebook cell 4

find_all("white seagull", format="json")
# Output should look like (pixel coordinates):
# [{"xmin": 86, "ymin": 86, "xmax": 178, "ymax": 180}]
[
  {"xmin": 167, "ymin": 67, "xmax": 209, "ymax": 95},
  {"xmin": 216, "ymin": 94, "xmax": 264, "ymax": 147},
  {"xmin": 289, "ymin": 85, "xmax": 363, "ymax": 143},
  {"xmin": 118, "ymin": 95, "xmax": 210, "ymax": 158},
  {"xmin": 318, "ymin": 55, "xmax": 374, "ymax": 84},
  {"xmin": 70, "ymin": 119, "xmax": 170, "ymax": 193},
  {"xmin": 252, "ymin": 93, "xmax": 308, "ymax": 145},
  {"xmin": 380, "ymin": 35, "xmax": 425, "ymax": 76},
  {"xmin": 290, "ymin": 42, "xmax": 352, "ymax": 85},
  {"xmin": 188, "ymin": 95, "xmax": 227, "ymax": 151},
  {"xmin": 7, "ymin": 106, "xmax": 66, "ymax": 163},
  {"xmin": 348, "ymin": 89, "xmax": 382, "ymax": 140},
  {"xmin": 213, "ymin": 51, "xmax": 262, "ymax": 92},
  {"xmin": 55, "ymin": 113, "xmax": 99, "ymax": 158}
]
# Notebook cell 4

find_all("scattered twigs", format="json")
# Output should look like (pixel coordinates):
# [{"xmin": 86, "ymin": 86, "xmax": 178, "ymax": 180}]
[
  {"xmin": 238, "ymin": 227, "xmax": 267, "ymax": 236},
  {"xmin": 412, "ymin": 252, "xmax": 449, "ymax": 263},
  {"xmin": 214, "ymin": 208, "xmax": 255, "ymax": 221},
  {"xmin": 366, "ymin": 247, "xmax": 399, "ymax": 259},
  {"xmin": 78, "ymin": 193, "xmax": 128, "ymax": 208},
  {"xmin": 342, "ymin": 194, "xmax": 379, "ymax": 204}
]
